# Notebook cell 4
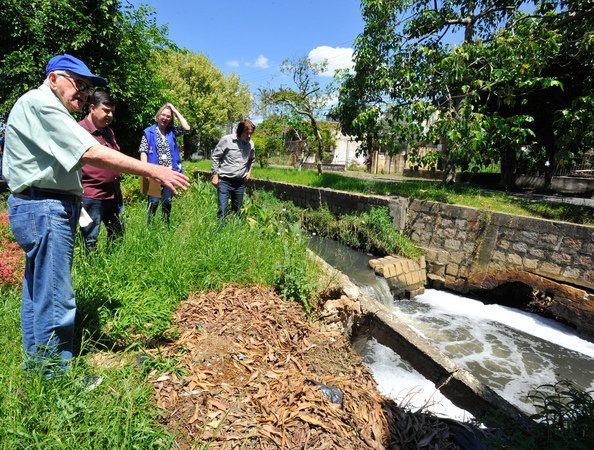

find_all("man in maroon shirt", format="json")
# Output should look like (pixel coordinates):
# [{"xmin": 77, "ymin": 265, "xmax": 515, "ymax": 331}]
[{"xmin": 79, "ymin": 91, "xmax": 124, "ymax": 250}]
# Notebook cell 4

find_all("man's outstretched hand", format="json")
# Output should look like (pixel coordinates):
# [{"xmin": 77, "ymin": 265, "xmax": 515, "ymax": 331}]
[{"xmin": 150, "ymin": 165, "xmax": 190, "ymax": 194}]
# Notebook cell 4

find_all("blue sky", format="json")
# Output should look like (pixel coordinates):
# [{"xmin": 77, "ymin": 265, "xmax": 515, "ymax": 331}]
[{"xmin": 124, "ymin": 0, "xmax": 364, "ymax": 93}]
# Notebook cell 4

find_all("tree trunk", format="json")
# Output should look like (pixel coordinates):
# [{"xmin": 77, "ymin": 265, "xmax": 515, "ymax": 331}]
[
  {"xmin": 499, "ymin": 146, "xmax": 517, "ymax": 191},
  {"xmin": 310, "ymin": 118, "xmax": 324, "ymax": 175},
  {"xmin": 440, "ymin": 138, "xmax": 456, "ymax": 185},
  {"xmin": 442, "ymin": 158, "xmax": 457, "ymax": 185},
  {"xmin": 183, "ymin": 131, "xmax": 198, "ymax": 160}
]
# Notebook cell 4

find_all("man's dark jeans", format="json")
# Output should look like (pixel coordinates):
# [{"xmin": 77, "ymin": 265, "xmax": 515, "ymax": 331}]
[
  {"xmin": 217, "ymin": 177, "xmax": 245, "ymax": 219},
  {"xmin": 81, "ymin": 197, "xmax": 124, "ymax": 250}
]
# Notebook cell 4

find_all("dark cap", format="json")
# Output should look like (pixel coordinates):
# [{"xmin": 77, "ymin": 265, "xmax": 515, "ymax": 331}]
[{"xmin": 45, "ymin": 53, "xmax": 107, "ymax": 87}]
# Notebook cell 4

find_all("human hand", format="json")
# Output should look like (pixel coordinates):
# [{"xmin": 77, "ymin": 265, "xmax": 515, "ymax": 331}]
[
  {"xmin": 149, "ymin": 166, "xmax": 189, "ymax": 194},
  {"xmin": 211, "ymin": 173, "xmax": 219, "ymax": 187}
]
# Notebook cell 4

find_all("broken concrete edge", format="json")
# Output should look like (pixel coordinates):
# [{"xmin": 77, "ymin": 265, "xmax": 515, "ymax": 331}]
[{"xmin": 307, "ymin": 249, "xmax": 535, "ymax": 431}]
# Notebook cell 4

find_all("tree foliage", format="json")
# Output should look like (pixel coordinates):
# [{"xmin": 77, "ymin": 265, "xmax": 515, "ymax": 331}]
[
  {"xmin": 334, "ymin": 0, "xmax": 594, "ymax": 188},
  {"xmin": 154, "ymin": 49, "xmax": 252, "ymax": 158},
  {"xmin": 260, "ymin": 57, "xmax": 335, "ymax": 174},
  {"xmin": 251, "ymin": 115, "xmax": 287, "ymax": 167},
  {"xmin": 0, "ymin": 0, "xmax": 175, "ymax": 153}
]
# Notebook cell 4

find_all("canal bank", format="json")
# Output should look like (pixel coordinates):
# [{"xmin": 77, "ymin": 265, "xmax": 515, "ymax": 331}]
[{"xmin": 195, "ymin": 170, "xmax": 594, "ymax": 341}]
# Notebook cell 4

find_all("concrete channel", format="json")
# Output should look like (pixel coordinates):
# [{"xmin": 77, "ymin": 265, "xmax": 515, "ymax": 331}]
[{"xmin": 311, "ymin": 252, "xmax": 535, "ymax": 430}]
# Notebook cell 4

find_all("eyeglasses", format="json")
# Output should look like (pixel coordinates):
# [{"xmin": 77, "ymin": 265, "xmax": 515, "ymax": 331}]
[{"xmin": 59, "ymin": 74, "xmax": 93, "ymax": 94}]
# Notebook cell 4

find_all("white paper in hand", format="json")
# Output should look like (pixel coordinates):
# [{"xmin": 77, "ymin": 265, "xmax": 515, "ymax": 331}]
[{"xmin": 79, "ymin": 207, "xmax": 93, "ymax": 227}]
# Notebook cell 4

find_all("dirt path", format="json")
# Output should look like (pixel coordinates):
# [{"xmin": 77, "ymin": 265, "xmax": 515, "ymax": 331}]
[{"xmin": 148, "ymin": 285, "xmax": 458, "ymax": 449}]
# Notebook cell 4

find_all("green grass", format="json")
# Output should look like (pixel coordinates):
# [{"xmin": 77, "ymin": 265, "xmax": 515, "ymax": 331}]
[
  {"xmin": 303, "ymin": 205, "xmax": 422, "ymax": 258},
  {"xmin": 0, "ymin": 285, "xmax": 177, "ymax": 449},
  {"xmin": 188, "ymin": 161, "xmax": 594, "ymax": 225},
  {"xmin": 0, "ymin": 177, "xmax": 319, "ymax": 449},
  {"xmin": 73, "ymin": 177, "xmax": 317, "ymax": 346}
]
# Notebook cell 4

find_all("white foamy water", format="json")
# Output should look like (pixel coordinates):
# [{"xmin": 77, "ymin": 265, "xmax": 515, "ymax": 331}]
[
  {"xmin": 416, "ymin": 290, "xmax": 594, "ymax": 359},
  {"xmin": 388, "ymin": 289, "xmax": 594, "ymax": 413},
  {"xmin": 308, "ymin": 237, "xmax": 594, "ymax": 417},
  {"xmin": 361, "ymin": 338, "xmax": 474, "ymax": 420}
]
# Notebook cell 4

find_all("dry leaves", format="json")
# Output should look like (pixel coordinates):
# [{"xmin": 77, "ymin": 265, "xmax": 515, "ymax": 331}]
[{"xmin": 149, "ymin": 285, "xmax": 458, "ymax": 449}]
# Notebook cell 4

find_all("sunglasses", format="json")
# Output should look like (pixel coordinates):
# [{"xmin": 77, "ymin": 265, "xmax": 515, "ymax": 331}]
[{"xmin": 60, "ymin": 74, "xmax": 94, "ymax": 94}]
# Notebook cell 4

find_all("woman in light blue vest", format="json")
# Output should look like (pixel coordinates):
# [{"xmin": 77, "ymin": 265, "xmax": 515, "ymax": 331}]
[{"xmin": 139, "ymin": 103, "xmax": 190, "ymax": 224}]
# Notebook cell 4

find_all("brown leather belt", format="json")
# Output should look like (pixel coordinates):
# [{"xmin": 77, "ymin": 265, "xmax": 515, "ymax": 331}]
[{"xmin": 14, "ymin": 187, "xmax": 81, "ymax": 203}]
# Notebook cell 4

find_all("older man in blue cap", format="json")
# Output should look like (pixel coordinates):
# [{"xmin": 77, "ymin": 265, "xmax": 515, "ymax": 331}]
[{"xmin": 2, "ymin": 54, "xmax": 189, "ymax": 377}]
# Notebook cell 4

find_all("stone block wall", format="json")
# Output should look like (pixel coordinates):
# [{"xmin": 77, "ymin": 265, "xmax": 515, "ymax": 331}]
[
  {"xmin": 406, "ymin": 199, "xmax": 594, "ymax": 292},
  {"xmin": 368, "ymin": 255, "xmax": 426, "ymax": 298}
]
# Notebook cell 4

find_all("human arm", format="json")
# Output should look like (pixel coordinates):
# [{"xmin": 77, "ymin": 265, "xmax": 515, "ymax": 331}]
[
  {"xmin": 245, "ymin": 143, "xmax": 255, "ymax": 180},
  {"xmin": 211, "ymin": 136, "xmax": 227, "ymax": 187},
  {"xmin": 167, "ymin": 103, "xmax": 190, "ymax": 131},
  {"xmin": 82, "ymin": 144, "xmax": 189, "ymax": 194}
]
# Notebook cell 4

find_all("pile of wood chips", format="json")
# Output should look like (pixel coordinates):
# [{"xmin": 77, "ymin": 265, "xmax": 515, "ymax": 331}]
[{"xmin": 149, "ymin": 285, "xmax": 458, "ymax": 449}]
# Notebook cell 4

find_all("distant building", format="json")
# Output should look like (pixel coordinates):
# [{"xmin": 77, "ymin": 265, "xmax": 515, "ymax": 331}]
[{"xmin": 296, "ymin": 125, "xmax": 364, "ymax": 168}]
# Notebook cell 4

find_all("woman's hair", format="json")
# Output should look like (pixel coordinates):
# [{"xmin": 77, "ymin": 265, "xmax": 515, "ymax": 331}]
[
  {"xmin": 236, "ymin": 119, "xmax": 256, "ymax": 137},
  {"xmin": 154, "ymin": 103, "xmax": 173, "ymax": 124}
]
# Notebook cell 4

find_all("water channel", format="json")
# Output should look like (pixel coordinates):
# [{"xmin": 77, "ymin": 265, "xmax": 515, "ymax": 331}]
[{"xmin": 308, "ymin": 236, "xmax": 594, "ymax": 419}]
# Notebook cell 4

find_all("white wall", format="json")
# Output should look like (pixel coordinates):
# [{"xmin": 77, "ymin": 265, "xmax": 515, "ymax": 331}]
[{"xmin": 331, "ymin": 134, "xmax": 365, "ymax": 166}]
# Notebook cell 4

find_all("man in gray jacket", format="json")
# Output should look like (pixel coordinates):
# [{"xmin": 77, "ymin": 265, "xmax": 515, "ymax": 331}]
[{"xmin": 211, "ymin": 119, "xmax": 255, "ymax": 219}]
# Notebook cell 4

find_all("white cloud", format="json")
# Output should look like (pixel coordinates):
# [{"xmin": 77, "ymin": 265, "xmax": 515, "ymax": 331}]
[
  {"xmin": 226, "ymin": 60, "xmax": 240, "ymax": 68},
  {"xmin": 253, "ymin": 54, "xmax": 269, "ymax": 69},
  {"xmin": 308, "ymin": 46, "xmax": 354, "ymax": 76}
]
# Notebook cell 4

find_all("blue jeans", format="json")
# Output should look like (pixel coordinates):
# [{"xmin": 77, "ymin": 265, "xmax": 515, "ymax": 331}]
[
  {"xmin": 8, "ymin": 194, "xmax": 81, "ymax": 374},
  {"xmin": 81, "ymin": 196, "xmax": 124, "ymax": 250},
  {"xmin": 217, "ymin": 177, "xmax": 246, "ymax": 219},
  {"xmin": 147, "ymin": 186, "xmax": 173, "ymax": 225}
]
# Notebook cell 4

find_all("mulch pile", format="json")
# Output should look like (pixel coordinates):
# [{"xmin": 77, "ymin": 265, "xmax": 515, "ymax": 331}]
[{"xmin": 149, "ymin": 285, "xmax": 458, "ymax": 449}]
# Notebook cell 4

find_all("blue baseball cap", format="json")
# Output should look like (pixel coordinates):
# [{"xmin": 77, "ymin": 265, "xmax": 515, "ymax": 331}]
[{"xmin": 45, "ymin": 53, "xmax": 107, "ymax": 87}]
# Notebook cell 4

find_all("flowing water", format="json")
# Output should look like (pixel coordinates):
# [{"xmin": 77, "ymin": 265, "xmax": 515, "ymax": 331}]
[{"xmin": 308, "ymin": 236, "xmax": 594, "ymax": 419}]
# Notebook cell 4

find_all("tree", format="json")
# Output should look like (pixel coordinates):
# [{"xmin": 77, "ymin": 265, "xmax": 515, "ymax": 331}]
[
  {"xmin": 261, "ymin": 57, "xmax": 334, "ymax": 175},
  {"xmin": 335, "ymin": 0, "xmax": 594, "ymax": 189},
  {"xmin": 0, "ymin": 0, "xmax": 173, "ymax": 152},
  {"xmin": 154, "ymin": 49, "xmax": 252, "ymax": 158},
  {"xmin": 251, "ymin": 115, "xmax": 287, "ymax": 167}
]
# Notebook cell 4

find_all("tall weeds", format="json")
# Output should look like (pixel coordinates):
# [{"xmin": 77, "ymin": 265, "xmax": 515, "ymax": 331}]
[
  {"xmin": 73, "ymin": 178, "xmax": 313, "ymax": 347},
  {"xmin": 303, "ymin": 205, "xmax": 421, "ymax": 258},
  {"xmin": 0, "ymin": 178, "xmax": 318, "ymax": 449}
]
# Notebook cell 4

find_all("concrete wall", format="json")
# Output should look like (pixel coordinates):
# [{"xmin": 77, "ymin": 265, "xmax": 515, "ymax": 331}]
[
  {"xmin": 246, "ymin": 178, "xmax": 393, "ymax": 216},
  {"xmin": 516, "ymin": 174, "xmax": 594, "ymax": 194}
]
